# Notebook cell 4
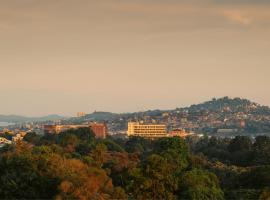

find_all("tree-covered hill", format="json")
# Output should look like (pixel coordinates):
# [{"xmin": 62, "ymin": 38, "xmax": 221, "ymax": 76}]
[
  {"xmin": 65, "ymin": 97, "xmax": 270, "ymax": 134},
  {"xmin": 187, "ymin": 97, "xmax": 262, "ymax": 113},
  {"xmin": 0, "ymin": 114, "xmax": 66, "ymax": 123},
  {"xmin": 75, "ymin": 97, "xmax": 270, "ymax": 122}
]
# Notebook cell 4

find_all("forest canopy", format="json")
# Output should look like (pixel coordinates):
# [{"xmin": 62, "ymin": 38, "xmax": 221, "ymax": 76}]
[{"xmin": 0, "ymin": 128, "xmax": 270, "ymax": 199}]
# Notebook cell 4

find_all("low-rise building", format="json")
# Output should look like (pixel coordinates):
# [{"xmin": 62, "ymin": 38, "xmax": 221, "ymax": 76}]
[
  {"xmin": 43, "ymin": 124, "xmax": 89, "ymax": 134},
  {"xmin": 43, "ymin": 123, "xmax": 108, "ymax": 139},
  {"xmin": 169, "ymin": 129, "xmax": 193, "ymax": 138}
]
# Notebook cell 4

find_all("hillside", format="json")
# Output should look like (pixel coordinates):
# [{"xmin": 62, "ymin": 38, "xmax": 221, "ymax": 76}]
[
  {"xmin": 84, "ymin": 111, "xmax": 120, "ymax": 121},
  {"xmin": 0, "ymin": 114, "xmax": 66, "ymax": 123},
  {"xmin": 76, "ymin": 97, "xmax": 270, "ymax": 121},
  {"xmin": 71, "ymin": 97, "xmax": 270, "ymax": 134},
  {"xmin": 186, "ymin": 97, "xmax": 270, "ymax": 114},
  {"xmin": 188, "ymin": 97, "xmax": 254, "ymax": 112}
]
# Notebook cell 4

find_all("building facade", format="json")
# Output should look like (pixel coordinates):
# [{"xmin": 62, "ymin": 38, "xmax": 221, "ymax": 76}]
[
  {"xmin": 127, "ymin": 122, "xmax": 167, "ymax": 138},
  {"xmin": 89, "ymin": 123, "xmax": 108, "ymax": 139},
  {"xmin": 43, "ymin": 125, "xmax": 89, "ymax": 134},
  {"xmin": 168, "ymin": 129, "xmax": 194, "ymax": 138},
  {"xmin": 43, "ymin": 123, "xmax": 107, "ymax": 139}
]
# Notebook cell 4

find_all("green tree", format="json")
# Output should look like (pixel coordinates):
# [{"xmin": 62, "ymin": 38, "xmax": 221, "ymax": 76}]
[
  {"xmin": 228, "ymin": 136, "xmax": 252, "ymax": 166},
  {"xmin": 154, "ymin": 137, "xmax": 189, "ymax": 171},
  {"xmin": 101, "ymin": 139, "xmax": 125, "ymax": 152},
  {"xmin": 228, "ymin": 136, "xmax": 252, "ymax": 153},
  {"xmin": 0, "ymin": 145, "xmax": 59, "ymax": 199},
  {"xmin": 252, "ymin": 136, "xmax": 270, "ymax": 165},
  {"xmin": 125, "ymin": 136, "xmax": 153, "ymax": 154},
  {"xmin": 179, "ymin": 169, "xmax": 224, "ymax": 200},
  {"xmin": 130, "ymin": 154, "xmax": 178, "ymax": 200},
  {"xmin": 91, "ymin": 143, "xmax": 108, "ymax": 168},
  {"xmin": 23, "ymin": 132, "xmax": 41, "ymax": 144}
]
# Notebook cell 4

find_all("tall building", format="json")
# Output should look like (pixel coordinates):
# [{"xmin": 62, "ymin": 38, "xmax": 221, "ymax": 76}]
[
  {"xmin": 127, "ymin": 122, "xmax": 167, "ymax": 138},
  {"xmin": 89, "ymin": 123, "xmax": 108, "ymax": 139}
]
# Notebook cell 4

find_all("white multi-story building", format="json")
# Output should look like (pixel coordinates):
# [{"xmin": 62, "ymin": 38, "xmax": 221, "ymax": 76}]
[{"xmin": 127, "ymin": 122, "xmax": 167, "ymax": 138}]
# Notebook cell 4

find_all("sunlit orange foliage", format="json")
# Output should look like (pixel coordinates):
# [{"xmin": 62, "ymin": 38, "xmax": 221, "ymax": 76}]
[{"xmin": 46, "ymin": 154, "xmax": 113, "ymax": 199}]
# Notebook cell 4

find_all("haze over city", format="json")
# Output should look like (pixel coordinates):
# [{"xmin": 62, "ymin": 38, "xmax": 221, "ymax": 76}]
[{"xmin": 1, "ymin": 0, "xmax": 270, "ymax": 116}]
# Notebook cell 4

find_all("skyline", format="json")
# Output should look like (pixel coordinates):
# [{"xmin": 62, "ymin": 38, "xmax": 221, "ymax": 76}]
[
  {"xmin": 0, "ymin": 95, "xmax": 268, "ymax": 118},
  {"xmin": 1, "ymin": 0, "xmax": 270, "ymax": 116}
]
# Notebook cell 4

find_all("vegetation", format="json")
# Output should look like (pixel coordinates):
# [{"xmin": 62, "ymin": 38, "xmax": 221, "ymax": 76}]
[{"xmin": 0, "ymin": 128, "xmax": 270, "ymax": 199}]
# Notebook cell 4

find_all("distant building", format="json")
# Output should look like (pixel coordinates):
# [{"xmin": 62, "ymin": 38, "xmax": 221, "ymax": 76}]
[
  {"xmin": 89, "ymin": 123, "xmax": 108, "ymax": 139},
  {"xmin": 127, "ymin": 122, "xmax": 167, "ymax": 138},
  {"xmin": 217, "ymin": 129, "xmax": 238, "ymax": 134},
  {"xmin": 169, "ymin": 129, "xmax": 193, "ymax": 138},
  {"xmin": 77, "ymin": 112, "xmax": 86, "ymax": 117},
  {"xmin": 43, "ymin": 123, "xmax": 107, "ymax": 139},
  {"xmin": 43, "ymin": 124, "xmax": 89, "ymax": 134}
]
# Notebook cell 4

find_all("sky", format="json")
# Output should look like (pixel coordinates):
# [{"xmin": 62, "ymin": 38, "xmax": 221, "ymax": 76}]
[{"xmin": 0, "ymin": 0, "xmax": 270, "ymax": 116}]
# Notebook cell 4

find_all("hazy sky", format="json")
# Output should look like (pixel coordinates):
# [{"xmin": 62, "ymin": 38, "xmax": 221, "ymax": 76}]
[{"xmin": 0, "ymin": 0, "xmax": 270, "ymax": 116}]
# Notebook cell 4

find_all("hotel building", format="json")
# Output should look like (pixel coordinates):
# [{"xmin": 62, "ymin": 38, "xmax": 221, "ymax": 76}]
[{"xmin": 127, "ymin": 122, "xmax": 167, "ymax": 138}]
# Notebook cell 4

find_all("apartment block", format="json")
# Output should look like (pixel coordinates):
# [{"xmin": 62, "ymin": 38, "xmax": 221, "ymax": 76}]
[{"xmin": 127, "ymin": 122, "xmax": 167, "ymax": 138}]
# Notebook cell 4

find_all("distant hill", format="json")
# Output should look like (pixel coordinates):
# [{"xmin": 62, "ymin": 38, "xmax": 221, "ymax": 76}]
[
  {"xmin": 84, "ymin": 112, "xmax": 120, "ymax": 121},
  {"xmin": 187, "ymin": 97, "xmax": 253, "ymax": 112},
  {"xmin": 0, "ymin": 114, "xmax": 66, "ymax": 123},
  {"xmin": 186, "ymin": 97, "xmax": 270, "ymax": 114},
  {"xmin": 72, "ymin": 97, "xmax": 270, "ymax": 122},
  {"xmin": 62, "ymin": 97, "xmax": 270, "ymax": 134},
  {"xmin": 72, "ymin": 110, "xmax": 168, "ymax": 122}
]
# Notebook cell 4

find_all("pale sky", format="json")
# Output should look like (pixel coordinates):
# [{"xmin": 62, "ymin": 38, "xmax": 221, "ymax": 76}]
[{"xmin": 0, "ymin": 0, "xmax": 270, "ymax": 116}]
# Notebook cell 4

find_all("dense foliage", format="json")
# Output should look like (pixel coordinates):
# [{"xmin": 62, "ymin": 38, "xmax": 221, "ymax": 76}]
[{"xmin": 1, "ymin": 128, "xmax": 270, "ymax": 199}]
